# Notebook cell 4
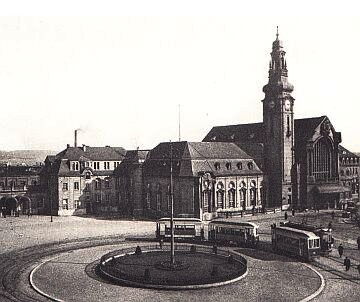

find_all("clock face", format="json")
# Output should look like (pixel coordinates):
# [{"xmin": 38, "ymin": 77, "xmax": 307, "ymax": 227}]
[
  {"xmin": 269, "ymin": 101, "xmax": 275, "ymax": 109},
  {"xmin": 284, "ymin": 100, "xmax": 291, "ymax": 111}
]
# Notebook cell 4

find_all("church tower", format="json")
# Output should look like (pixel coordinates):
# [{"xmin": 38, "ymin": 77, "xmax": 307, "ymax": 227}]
[{"xmin": 262, "ymin": 28, "xmax": 295, "ymax": 208}]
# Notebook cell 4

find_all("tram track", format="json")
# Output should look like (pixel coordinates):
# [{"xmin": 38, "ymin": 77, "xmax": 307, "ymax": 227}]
[{"xmin": 0, "ymin": 235, "xmax": 126, "ymax": 302}]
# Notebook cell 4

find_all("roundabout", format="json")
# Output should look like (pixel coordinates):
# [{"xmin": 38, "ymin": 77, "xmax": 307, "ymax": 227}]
[
  {"xmin": 98, "ymin": 244, "xmax": 247, "ymax": 289},
  {"xmin": 24, "ymin": 241, "xmax": 324, "ymax": 302}
]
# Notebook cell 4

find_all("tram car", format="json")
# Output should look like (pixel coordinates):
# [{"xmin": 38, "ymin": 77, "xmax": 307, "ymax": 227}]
[
  {"xmin": 281, "ymin": 221, "xmax": 333, "ymax": 255},
  {"xmin": 156, "ymin": 218, "xmax": 204, "ymax": 241},
  {"xmin": 271, "ymin": 224, "xmax": 321, "ymax": 261},
  {"xmin": 208, "ymin": 220, "xmax": 259, "ymax": 247}
]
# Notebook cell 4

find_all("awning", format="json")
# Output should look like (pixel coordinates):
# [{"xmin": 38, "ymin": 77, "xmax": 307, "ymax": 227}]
[{"xmin": 315, "ymin": 184, "xmax": 351, "ymax": 194}]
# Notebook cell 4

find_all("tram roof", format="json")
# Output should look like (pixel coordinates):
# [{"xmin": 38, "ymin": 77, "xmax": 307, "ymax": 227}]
[
  {"xmin": 210, "ymin": 220, "xmax": 259, "ymax": 228},
  {"xmin": 157, "ymin": 218, "xmax": 202, "ymax": 223},
  {"xmin": 276, "ymin": 226, "xmax": 320, "ymax": 239}
]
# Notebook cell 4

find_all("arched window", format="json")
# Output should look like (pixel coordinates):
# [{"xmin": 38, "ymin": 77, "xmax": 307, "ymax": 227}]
[
  {"xmin": 216, "ymin": 182, "xmax": 224, "ymax": 209},
  {"xmin": 104, "ymin": 178, "xmax": 110, "ymax": 188},
  {"xmin": 312, "ymin": 137, "xmax": 333, "ymax": 180},
  {"xmin": 248, "ymin": 162, "xmax": 253, "ymax": 170},
  {"xmin": 95, "ymin": 178, "xmax": 101, "ymax": 190},
  {"xmin": 239, "ymin": 181, "xmax": 247, "ymax": 209},
  {"xmin": 237, "ymin": 162, "xmax": 242, "ymax": 170},
  {"xmin": 214, "ymin": 162, "xmax": 220, "ymax": 170},
  {"xmin": 228, "ymin": 182, "xmax": 236, "ymax": 208},
  {"xmin": 226, "ymin": 162, "xmax": 232, "ymax": 170}
]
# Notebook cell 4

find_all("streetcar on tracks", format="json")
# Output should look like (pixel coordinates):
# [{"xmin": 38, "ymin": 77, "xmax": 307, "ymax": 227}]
[
  {"xmin": 155, "ymin": 218, "xmax": 204, "ymax": 241},
  {"xmin": 280, "ymin": 221, "xmax": 333, "ymax": 255},
  {"xmin": 208, "ymin": 220, "xmax": 259, "ymax": 247},
  {"xmin": 271, "ymin": 223, "xmax": 321, "ymax": 261}
]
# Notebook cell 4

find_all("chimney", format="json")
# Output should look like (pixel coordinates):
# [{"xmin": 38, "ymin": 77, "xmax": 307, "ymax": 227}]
[
  {"xmin": 82, "ymin": 144, "xmax": 87, "ymax": 152},
  {"xmin": 74, "ymin": 130, "xmax": 78, "ymax": 147},
  {"xmin": 67, "ymin": 144, "xmax": 70, "ymax": 148}
]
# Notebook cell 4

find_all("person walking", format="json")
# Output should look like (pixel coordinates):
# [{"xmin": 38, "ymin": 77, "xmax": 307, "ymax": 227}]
[
  {"xmin": 344, "ymin": 257, "xmax": 351, "ymax": 271},
  {"xmin": 338, "ymin": 243, "xmax": 344, "ymax": 258}
]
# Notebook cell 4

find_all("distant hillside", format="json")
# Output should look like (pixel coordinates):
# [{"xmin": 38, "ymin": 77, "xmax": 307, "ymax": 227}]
[{"xmin": 0, "ymin": 150, "xmax": 58, "ymax": 165}]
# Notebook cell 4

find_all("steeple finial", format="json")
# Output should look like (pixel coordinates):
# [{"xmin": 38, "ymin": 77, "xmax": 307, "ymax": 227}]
[{"xmin": 276, "ymin": 26, "xmax": 279, "ymax": 40}]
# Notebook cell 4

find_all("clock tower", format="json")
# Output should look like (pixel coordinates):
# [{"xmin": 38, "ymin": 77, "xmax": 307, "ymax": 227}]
[{"xmin": 262, "ymin": 28, "xmax": 295, "ymax": 208}]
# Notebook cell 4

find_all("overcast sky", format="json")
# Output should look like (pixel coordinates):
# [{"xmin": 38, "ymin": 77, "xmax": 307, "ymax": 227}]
[{"xmin": 1, "ymin": 1, "xmax": 360, "ymax": 152}]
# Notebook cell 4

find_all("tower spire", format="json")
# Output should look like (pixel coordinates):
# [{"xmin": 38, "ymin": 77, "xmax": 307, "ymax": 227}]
[{"xmin": 276, "ymin": 26, "xmax": 279, "ymax": 40}]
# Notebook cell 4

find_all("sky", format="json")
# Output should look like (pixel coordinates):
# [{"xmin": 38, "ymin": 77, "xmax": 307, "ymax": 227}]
[{"xmin": 0, "ymin": 1, "xmax": 360, "ymax": 152}]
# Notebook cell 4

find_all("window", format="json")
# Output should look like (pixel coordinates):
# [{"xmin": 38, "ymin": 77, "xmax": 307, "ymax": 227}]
[
  {"xmin": 226, "ymin": 162, "xmax": 232, "ymax": 170},
  {"xmin": 105, "ymin": 178, "xmax": 110, "ymax": 188},
  {"xmin": 85, "ymin": 172, "xmax": 91, "ymax": 179},
  {"xmin": 95, "ymin": 194, "xmax": 101, "ymax": 202},
  {"xmin": 228, "ymin": 189, "xmax": 235, "ymax": 207},
  {"xmin": 62, "ymin": 199, "xmax": 69, "ymax": 210},
  {"xmin": 103, "ymin": 162, "xmax": 110, "ymax": 170},
  {"xmin": 237, "ymin": 162, "xmax": 242, "ymax": 170},
  {"xmin": 217, "ymin": 190, "xmax": 224, "ymax": 209},
  {"xmin": 156, "ymin": 192, "xmax": 161, "ymax": 211},
  {"xmin": 95, "ymin": 179, "xmax": 101, "ymax": 190},
  {"xmin": 72, "ymin": 162, "xmax": 79, "ymax": 171},
  {"xmin": 248, "ymin": 162, "xmax": 253, "ymax": 170},
  {"xmin": 105, "ymin": 194, "xmax": 110, "ymax": 203},
  {"xmin": 74, "ymin": 200, "xmax": 82, "ymax": 209},
  {"xmin": 74, "ymin": 182, "xmax": 79, "ymax": 190},
  {"xmin": 214, "ymin": 162, "xmax": 220, "ymax": 170},
  {"xmin": 63, "ymin": 183, "xmax": 68, "ymax": 190}
]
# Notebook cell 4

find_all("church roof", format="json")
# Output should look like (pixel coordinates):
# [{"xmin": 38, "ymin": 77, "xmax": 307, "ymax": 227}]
[
  {"xmin": 203, "ymin": 122, "xmax": 264, "ymax": 143},
  {"xmin": 203, "ymin": 116, "xmax": 332, "ymax": 146}
]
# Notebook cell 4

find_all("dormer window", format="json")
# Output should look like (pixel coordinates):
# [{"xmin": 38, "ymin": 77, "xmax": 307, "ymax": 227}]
[
  {"xmin": 72, "ymin": 162, "xmax": 79, "ymax": 171},
  {"xmin": 237, "ymin": 162, "xmax": 243, "ymax": 170},
  {"xmin": 226, "ymin": 162, "xmax": 232, "ymax": 170},
  {"xmin": 214, "ymin": 162, "xmax": 220, "ymax": 170},
  {"xmin": 248, "ymin": 162, "xmax": 253, "ymax": 170}
]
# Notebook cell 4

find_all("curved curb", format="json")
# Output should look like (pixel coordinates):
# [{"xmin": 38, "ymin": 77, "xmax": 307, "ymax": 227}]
[
  {"xmin": 99, "ymin": 265, "xmax": 248, "ymax": 290},
  {"xmin": 29, "ymin": 256, "xmax": 65, "ymax": 302},
  {"xmin": 299, "ymin": 263, "xmax": 325, "ymax": 302}
]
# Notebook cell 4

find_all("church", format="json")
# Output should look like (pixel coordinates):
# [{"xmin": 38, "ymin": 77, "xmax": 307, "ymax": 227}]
[
  {"xmin": 113, "ymin": 29, "xmax": 353, "ymax": 221},
  {"xmin": 203, "ymin": 29, "xmax": 345, "ymax": 211}
]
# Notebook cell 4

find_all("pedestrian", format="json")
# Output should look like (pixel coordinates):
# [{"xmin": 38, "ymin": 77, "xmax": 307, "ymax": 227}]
[
  {"xmin": 292, "ymin": 208, "xmax": 295, "ymax": 217},
  {"xmin": 357, "ymin": 236, "xmax": 360, "ymax": 250},
  {"xmin": 344, "ymin": 257, "xmax": 351, "ymax": 271},
  {"xmin": 338, "ymin": 243, "xmax": 344, "ymax": 258},
  {"xmin": 331, "ymin": 211, "xmax": 335, "ymax": 220},
  {"xmin": 159, "ymin": 238, "xmax": 163, "ymax": 249},
  {"xmin": 284, "ymin": 211, "xmax": 288, "ymax": 220}
]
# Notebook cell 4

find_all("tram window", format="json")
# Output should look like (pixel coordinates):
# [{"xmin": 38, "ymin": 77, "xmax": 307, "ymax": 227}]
[
  {"xmin": 309, "ymin": 240, "xmax": 313, "ymax": 249},
  {"xmin": 314, "ymin": 239, "xmax": 320, "ymax": 248}
]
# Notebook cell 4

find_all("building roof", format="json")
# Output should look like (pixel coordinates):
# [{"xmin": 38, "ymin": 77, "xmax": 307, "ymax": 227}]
[
  {"xmin": 339, "ymin": 145, "xmax": 359, "ymax": 159},
  {"xmin": 143, "ymin": 141, "xmax": 262, "ymax": 177},
  {"xmin": 55, "ymin": 146, "xmax": 126, "ymax": 161}
]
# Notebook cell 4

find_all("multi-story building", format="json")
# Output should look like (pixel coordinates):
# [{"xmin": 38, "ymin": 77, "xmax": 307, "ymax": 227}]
[
  {"xmin": 43, "ymin": 144, "xmax": 125, "ymax": 216},
  {"xmin": 339, "ymin": 145, "xmax": 359, "ymax": 208},
  {"xmin": 114, "ymin": 142, "xmax": 264, "ymax": 220},
  {"xmin": 0, "ymin": 164, "xmax": 45, "ymax": 215}
]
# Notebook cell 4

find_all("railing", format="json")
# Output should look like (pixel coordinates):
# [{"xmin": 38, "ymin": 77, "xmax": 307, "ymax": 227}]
[{"xmin": 100, "ymin": 243, "xmax": 247, "ymax": 268}]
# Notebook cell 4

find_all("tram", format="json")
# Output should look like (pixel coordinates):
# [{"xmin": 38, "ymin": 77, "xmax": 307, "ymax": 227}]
[
  {"xmin": 155, "ymin": 218, "xmax": 204, "ymax": 240},
  {"xmin": 208, "ymin": 220, "xmax": 259, "ymax": 247},
  {"xmin": 281, "ymin": 221, "xmax": 333, "ymax": 255},
  {"xmin": 271, "ymin": 223, "xmax": 321, "ymax": 261}
]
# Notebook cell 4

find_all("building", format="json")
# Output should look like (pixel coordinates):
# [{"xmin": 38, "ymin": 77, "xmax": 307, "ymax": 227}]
[
  {"xmin": 0, "ymin": 164, "xmax": 45, "ymax": 215},
  {"xmin": 43, "ymin": 144, "xmax": 125, "ymax": 216},
  {"xmin": 203, "ymin": 30, "xmax": 346, "ymax": 210},
  {"xmin": 339, "ymin": 145, "xmax": 359, "ymax": 207},
  {"xmin": 115, "ymin": 142, "xmax": 264, "ymax": 220}
]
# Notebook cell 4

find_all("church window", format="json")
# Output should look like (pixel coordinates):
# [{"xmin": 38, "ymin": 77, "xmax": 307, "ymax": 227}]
[
  {"xmin": 312, "ymin": 138, "xmax": 333, "ymax": 181},
  {"xmin": 217, "ymin": 189, "xmax": 224, "ymax": 209},
  {"xmin": 228, "ymin": 188, "xmax": 235, "ymax": 208}
]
